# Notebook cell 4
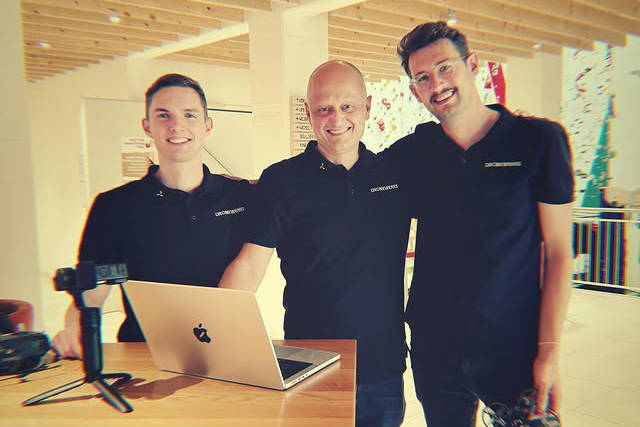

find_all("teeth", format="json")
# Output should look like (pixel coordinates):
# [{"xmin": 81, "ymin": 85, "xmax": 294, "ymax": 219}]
[
  {"xmin": 168, "ymin": 137, "xmax": 189, "ymax": 144},
  {"xmin": 433, "ymin": 89, "xmax": 455, "ymax": 103},
  {"xmin": 327, "ymin": 127, "xmax": 350, "ymax": 135}
]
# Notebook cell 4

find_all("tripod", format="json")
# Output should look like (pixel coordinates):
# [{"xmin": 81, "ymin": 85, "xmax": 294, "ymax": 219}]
[{"xmin": 23, "ymin": 266, "xmax": 133, "ymax": 412}]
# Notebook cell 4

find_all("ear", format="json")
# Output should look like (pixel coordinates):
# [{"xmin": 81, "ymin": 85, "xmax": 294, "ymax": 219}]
[
  {"xmin": 365, "ymin": 95, "xmax": 372, "ymax": 120},
  {"xmin": 142, "ymin": 117, "xmax": 152, "ymax": 137},
  {"xmin": 467, "ymin": 52, "xmax": 480, "ymax": 76},
  {"xmin": 304, "ymin": 101, "xmax": 311, "ymax": 122},
  {"xmin": 205, "ymin": 116, "xmax": 213, "ymax": 133}
]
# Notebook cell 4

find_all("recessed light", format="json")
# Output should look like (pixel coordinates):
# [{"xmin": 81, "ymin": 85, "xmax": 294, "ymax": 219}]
[
  {"xmin": 532, "ymin": 43, "xmax": 543, "ymax": 49},
  {"xmin": 108, "ymin": 15, "xmax": 121, "ymax": 24},
  {"xmin": 39, "ymin": 41, "xmax": 51, "ymax": 49},
  {"xmin": 447, "ymin": 9, "xmax": 458, "ymax": 25}
]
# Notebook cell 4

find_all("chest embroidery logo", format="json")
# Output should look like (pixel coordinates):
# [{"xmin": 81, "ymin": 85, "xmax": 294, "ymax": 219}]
[
  {"xmin": 484, "ymin": 161, "xmax": 522, "ymax": 168},
  {"xmin": 370, "ymin": 184, "xmax": 399, "ymax": 193},
  {"xmin": 214, "ymin": 206, "xmax": 246, "ymax": 217}
]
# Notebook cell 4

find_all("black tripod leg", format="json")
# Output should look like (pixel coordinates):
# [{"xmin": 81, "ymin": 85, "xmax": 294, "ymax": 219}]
[
  {"xmin": 92, "ymin": 377, "xmax": 133, "ymax": 413},
  {"xmin": 101, "ymin": 372, "xmax": 132, "ymax": 388},
  {"xmin": 22, "ymin": 378, "xmax": 86, "ymax": 406}
]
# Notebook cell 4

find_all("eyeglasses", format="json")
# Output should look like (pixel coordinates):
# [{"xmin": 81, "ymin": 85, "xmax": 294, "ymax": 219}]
[{"xmin": 410, "ymin": 54, "xmax": 471, "ymax": 89}]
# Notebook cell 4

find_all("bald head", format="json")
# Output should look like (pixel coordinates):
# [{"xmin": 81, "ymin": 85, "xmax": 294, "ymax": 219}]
[{"xmin": 307, "ymin": 60, "xmax": 367, "ymax": 101}]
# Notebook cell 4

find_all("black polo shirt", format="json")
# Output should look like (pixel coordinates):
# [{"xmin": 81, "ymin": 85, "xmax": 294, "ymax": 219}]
[
  {"xmin": 78, "ymin": 164, "xmax": 251, "ymax": 342},
  {"xmin": 248, "ymin": 141, "xmax": 411, "ymax": 383},
  {"xmin": 384, "ymin": 104, "xmax": 574, "ymax": 358}
]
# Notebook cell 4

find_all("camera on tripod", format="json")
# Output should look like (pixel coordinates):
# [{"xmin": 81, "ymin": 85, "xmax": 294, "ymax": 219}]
[
  {"xmin": 53, "ymin": 262, "xmax": 128, "ymax": 294},
  {"xmin": 23, "ymin": 261, "xmax": 133, "ymax": 413}
]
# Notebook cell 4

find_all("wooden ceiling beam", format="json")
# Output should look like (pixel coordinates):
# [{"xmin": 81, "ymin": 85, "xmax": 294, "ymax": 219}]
[
  {"xmin": 24, "ymin": 32, "xmax": 148, "ymax": 53},
  {"xmin": 329, "ymin": 54, "xmax": 406, "ymax": 73},
  {"xmin": 575, "ymin": 0, "xmax": 640, "ymax": 20},
  {"xmin": 160, "ymin": 52, "xmax": 249, "ymax": 68},
  {"xmin": 415, "ymin": 0, "xmax": 626, "ymax": 45},
  {"xmin": 61, "ymin": 0, "xmax": 245, "ymax": 22},
  {"xmin": 179, "ymin": 44, "xmax": 249, "ymax": 59},
  {"xmin": 329, "ymin": 26, "xmax": 399, "ymax": 48},
  {"xmin": 22, "ymin": 2, "xmax": 205, "ymax": 36},
  {"xmin": 170, "ymin": 47, "xmax": 249, "ymax": 62},
  {"xmin": 25, "ymin": 46, "xmax": 116, "ymax": 61},
  {"xmin": 329, "ymin": 38, "xmax": 398, "ymax": 56},
  {"xmin": 24, "ymin": 37, "xmax": 132, "ymax": 56},
  {"xmin": 196, "ymin": 0, "xmax": 271, "ymax": 11},
  {"xmin": 25, "ymin": 0, "xmax": 229, "ymax": 29},
  {"xmin": 497, "ymin": 0, "xmax": 640, "ymax": 35},
  {"xmin": 329, "ymin": 47, "xmax": 400, "ymax": 64},
  {"xmin": 25, "ymin": 62, "xmax": 86, "ymax": 72},
  {"xmin": 23, "ymin": 13, "xmax": 181, "ymax": 41},
  {"xmin": 23, "ymin": 23, "xmax": 162, "ymax": 47},
  {"xmin": 359, "ymin": 0, "xmax": 594, "ymax": 50},
  {"xmin": 26, "ymin": 55, "xmax": 98, "ymax": 67}
]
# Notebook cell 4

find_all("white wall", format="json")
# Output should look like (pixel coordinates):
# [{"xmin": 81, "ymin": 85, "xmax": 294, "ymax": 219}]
[
  {"xmin": 1, "ymin": 0, "xmax": 41, "ymax": 328},
  {"xmin": 609, "ymin": 35, "xmax": 640, "ymax": 192},
  {"xmin": 507, "ymin": 51, "xmax": 562, "ymax": 121}
]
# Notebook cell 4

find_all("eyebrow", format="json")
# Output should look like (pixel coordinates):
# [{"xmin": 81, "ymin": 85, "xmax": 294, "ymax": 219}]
[
  {"xmin": 415, "ymin": 58, "xmax": 456, "ymax": 75},
  {"xmin": 151, "ymin": 107, "xmax": 201, "ymax": 113}
]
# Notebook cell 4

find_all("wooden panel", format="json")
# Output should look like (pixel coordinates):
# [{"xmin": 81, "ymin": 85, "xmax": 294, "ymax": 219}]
[
  {"xmin": 358, "ymin": 0, "xmax": 595, "ymax": 50},
  {"xmin": 22, "ymin": 2, "xmax": 205, "ymax": 35},
  {"xmin": 498, "ymin": 0, "xmax": 640, "ymax": 35},
  {"xmin": 416, "ymin": 0, "xmax": 626, "ymax": 45}
]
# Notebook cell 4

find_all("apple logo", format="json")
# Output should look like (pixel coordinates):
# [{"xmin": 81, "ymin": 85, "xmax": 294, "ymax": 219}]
[{"xmin": 193, "ymin": 323, "xmax": 211, "ymax": 343}]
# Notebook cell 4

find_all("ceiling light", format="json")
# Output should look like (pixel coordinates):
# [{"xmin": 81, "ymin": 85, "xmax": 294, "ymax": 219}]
[
  {"xmin": 447, "ymin": 9, "xmax": 458, "ymax": 25},
  {"xmin": 108, "ymin": 15, "xmax": 121, "ymax": 24},
  {"xmin": 532, "ymin": 43, "xmax": 543, "ymax": 49},
  {"xmin": 39, "ymin": 41, "xmax": 51, "ymax": 49}
]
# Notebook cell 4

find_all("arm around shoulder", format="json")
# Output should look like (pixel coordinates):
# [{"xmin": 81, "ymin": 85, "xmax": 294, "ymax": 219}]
[{"xmin": 218, "ymin": 242, "xmax": 274, "ymax": 292}]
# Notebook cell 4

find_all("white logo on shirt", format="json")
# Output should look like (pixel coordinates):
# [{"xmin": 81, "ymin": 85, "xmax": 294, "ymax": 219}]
[
  {"xmin": 484, "ymin": 161, "xmax": 522, "ymax": 168},
  {"xmin": 370, "ymin": 184, "xmax": 399, "ymax": 193},
  {"xmin": 214, "ymin": 206, "xmax": 245, "ymax": 217}
]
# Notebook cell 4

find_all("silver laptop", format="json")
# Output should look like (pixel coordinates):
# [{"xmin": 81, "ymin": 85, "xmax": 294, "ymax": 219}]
[{"xmin": 122, "ymin": 280, "xmax": 340, "ymax": 390}]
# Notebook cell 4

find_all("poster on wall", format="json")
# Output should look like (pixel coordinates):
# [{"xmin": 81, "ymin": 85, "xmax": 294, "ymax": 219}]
[
  {"xmin": 120, "ymin": 136, "xmax": 156, "ymax": 182},
  {"xmin": 290, "ymin": 96, "xmax": 313, "ymax": 157}
]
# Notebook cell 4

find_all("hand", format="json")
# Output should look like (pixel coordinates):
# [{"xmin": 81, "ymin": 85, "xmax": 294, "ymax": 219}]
[
  {"xmin": 51, "ymin": 328, "xmax": 82, "ymax": 359},
  {"xmin": 532, "ymin": 344, "xmax": 562, "ymax": 414}
]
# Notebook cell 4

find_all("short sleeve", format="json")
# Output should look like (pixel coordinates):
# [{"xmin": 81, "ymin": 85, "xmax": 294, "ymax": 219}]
[
  {"xmin": 245, "ymin": 167, "xmax": 289, "ymax": 249},
  {"xmin": 534, "ymin": 121, "xmax": 575, "ymax": 205},
  {"xmin": 78, "ymin": 193, "xmax": 121, "ymax": 263}
]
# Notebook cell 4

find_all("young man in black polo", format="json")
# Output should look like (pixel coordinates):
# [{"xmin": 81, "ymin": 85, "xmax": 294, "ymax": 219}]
[
  {"xmin": 52, "ymin": 74, "xmax": 250, "ymax": 358},
  {"xmin": 384, "ymin": 22, "xmax": 574, "ymax": 426},
  {"xmin": 219, "ymin": 61, "xmax": 411, "ymax": 426}
]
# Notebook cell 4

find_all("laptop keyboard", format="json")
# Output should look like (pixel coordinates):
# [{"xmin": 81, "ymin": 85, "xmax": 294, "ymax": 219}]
[{"xmin": 277, "ymin": 358, "xmax": 313, "ymax": 380}]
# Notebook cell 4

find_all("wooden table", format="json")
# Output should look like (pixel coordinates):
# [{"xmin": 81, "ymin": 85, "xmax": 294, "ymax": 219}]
[{"xmin": 0, "ymin": 340, "xmax": 356, "ymax": 426}]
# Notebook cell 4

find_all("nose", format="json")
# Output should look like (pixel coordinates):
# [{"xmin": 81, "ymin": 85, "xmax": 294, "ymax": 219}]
[
  {"xmin": 168, "ymin": 116, "xmax": 185, "ymax": 131},
  {"xmin": 328, "ymin": 109, "xmax": 345, "ymax": 125},
  {"xmin": 428, "ymin": 73, "xmax": 446, "ymax": 93}
]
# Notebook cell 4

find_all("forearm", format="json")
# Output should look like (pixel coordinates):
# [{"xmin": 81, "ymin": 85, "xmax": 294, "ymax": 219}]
[
  {"xmin": 218, "ymin": 243, "xmax": 274, "ymax": 292},
  {"xmin": 538, "ymin": 249, "xmax": 573, "ymax": 345}
]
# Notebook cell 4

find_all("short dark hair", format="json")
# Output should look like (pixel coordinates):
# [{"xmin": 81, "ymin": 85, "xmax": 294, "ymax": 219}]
[
  {"xmin": 397, "ymin": 21, "xmax": 470, "ymax": 77},
  {"xmin": 145, "ymin": 73, "xmax": 208, "ymax": 117}
]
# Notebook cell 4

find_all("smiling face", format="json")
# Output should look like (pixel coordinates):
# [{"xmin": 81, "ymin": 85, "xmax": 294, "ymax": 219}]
[
  {"xmin": 305, "ymin": 62, "xmax": 371, "ymax": 165},
  {"xmin": 408, "ymin": 38, "xmax": 479, "ymax": 123},
  {"xmin": 142, "ymin": 86, "xmax": 212, "ymax": 167}
]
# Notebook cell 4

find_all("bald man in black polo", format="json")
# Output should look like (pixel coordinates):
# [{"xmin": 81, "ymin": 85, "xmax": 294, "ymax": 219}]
[{"xmin": 219, "ymin": 61, "xmax": 411, "ymax": 426}]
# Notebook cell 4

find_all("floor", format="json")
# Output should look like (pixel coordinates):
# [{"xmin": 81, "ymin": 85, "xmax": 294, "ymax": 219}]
[
  {"xmin": 400, "ymin": 288, "xmax": 640, "ymax": 427},
  {"xmin": 62, "ymin": 287, "xmax": 640, "ymax": 426}
]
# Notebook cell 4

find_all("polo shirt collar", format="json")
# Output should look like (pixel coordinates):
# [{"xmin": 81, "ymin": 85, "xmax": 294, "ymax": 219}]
[
  {"xmin": 142, "ymin": 164, "xmax": 220, "ymax": 197},
  {"xmin": 303, "ymin": 140, "xmax": 375, "ymax": 172}
]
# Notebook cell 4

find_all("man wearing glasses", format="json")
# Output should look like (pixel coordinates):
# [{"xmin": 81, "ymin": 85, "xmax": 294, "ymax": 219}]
[{"xmin": 384, "ymin": 22, "xmax": 574, "ymax": 426}]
